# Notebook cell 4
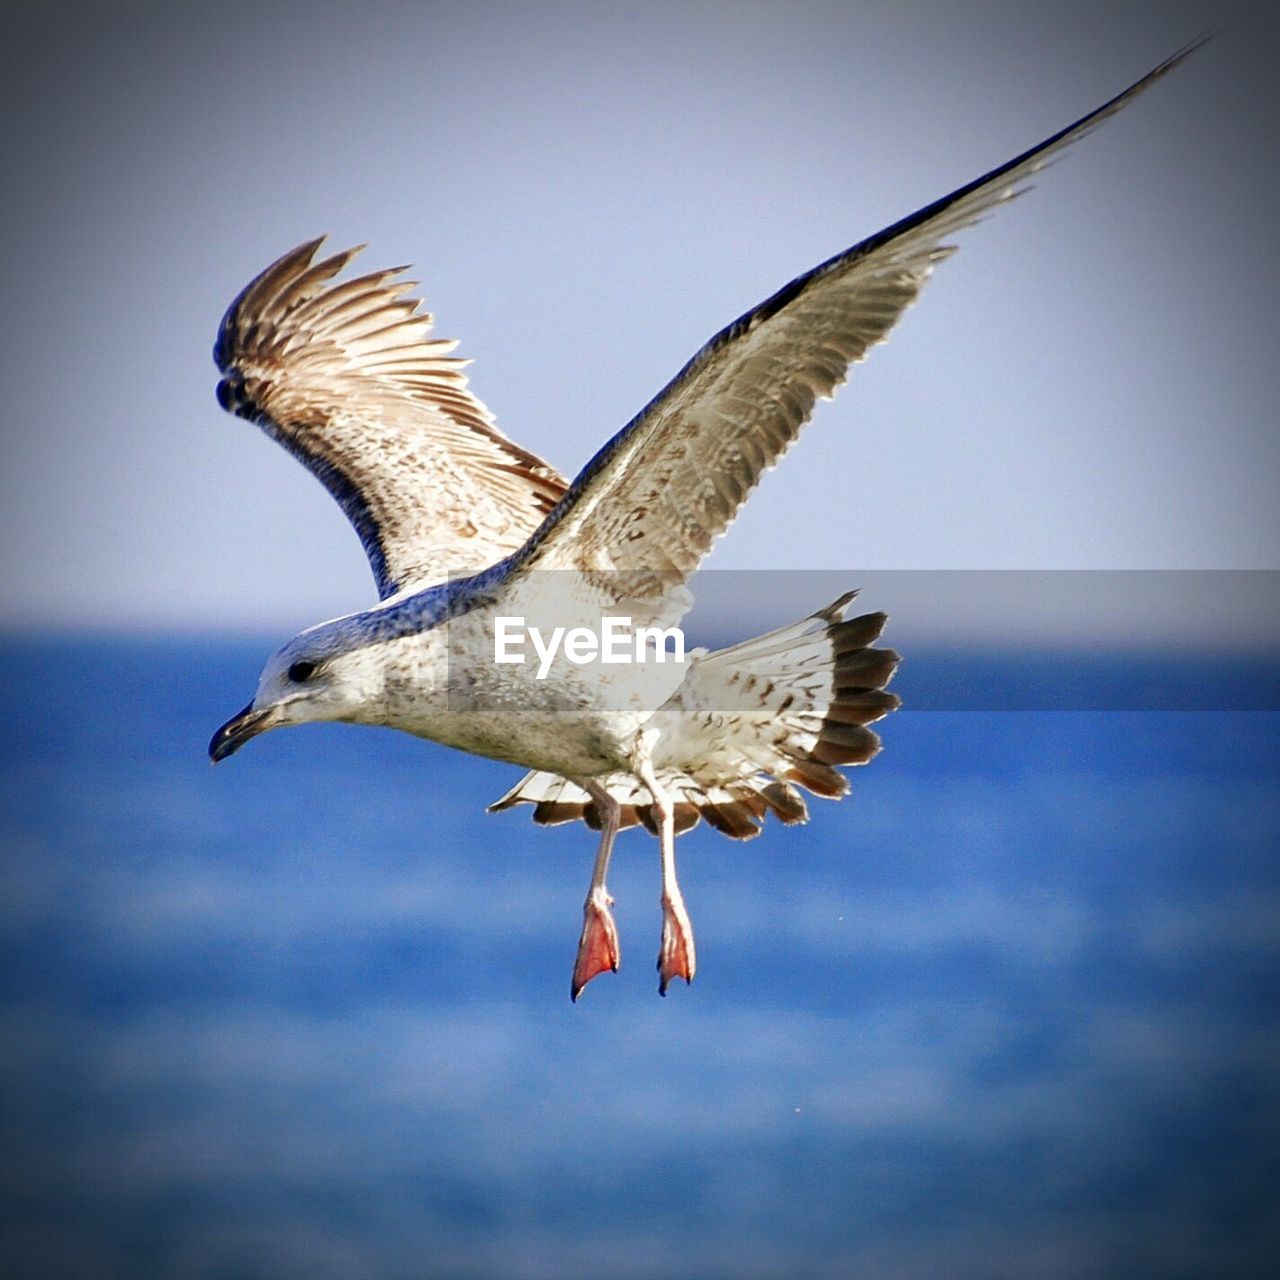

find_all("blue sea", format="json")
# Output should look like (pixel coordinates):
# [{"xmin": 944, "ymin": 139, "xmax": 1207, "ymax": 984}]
[{"xmin": 2, "ymin": 637, "xmax": 1278, "ymax": 1279}]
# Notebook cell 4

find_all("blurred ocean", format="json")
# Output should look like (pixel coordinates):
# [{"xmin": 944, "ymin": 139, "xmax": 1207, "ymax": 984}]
[{"xmin": 1, "ymin": 636, "xmax": 1278, "ymax": 1279}]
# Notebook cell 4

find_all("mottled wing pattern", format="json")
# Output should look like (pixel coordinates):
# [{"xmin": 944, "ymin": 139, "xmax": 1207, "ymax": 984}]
[
  {"xmin": 215, "ymin": 239, "xmax": 567, "ymax": 598},
  {"xmin": 508, "ymin": 44, "xmax": 1202, "ymax": 605}
]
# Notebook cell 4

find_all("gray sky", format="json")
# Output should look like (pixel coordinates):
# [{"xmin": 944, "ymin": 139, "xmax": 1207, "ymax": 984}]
[{"xmin": 1, "ymin": 0, "xmax": 1276, "ymax": 635}]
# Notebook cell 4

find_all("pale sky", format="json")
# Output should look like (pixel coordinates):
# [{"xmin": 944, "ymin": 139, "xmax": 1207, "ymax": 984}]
[{"xmin": 1, "ymin": 1, "xmax": 1276, "ymax": 637}]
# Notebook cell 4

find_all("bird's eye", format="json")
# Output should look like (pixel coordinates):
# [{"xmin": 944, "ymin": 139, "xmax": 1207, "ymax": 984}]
[{"xmin": 287, "ymin": 660, "xmax": 318, "ymax": 683}]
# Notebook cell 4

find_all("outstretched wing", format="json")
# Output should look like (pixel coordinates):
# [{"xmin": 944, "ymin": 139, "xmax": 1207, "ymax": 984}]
[
  {"xmin": 507, "ymin": 42, "xmax": 1204, "ymax": 606},
  {"xmin": 215, "ymin": 239, "xmax": 568, "ymax": 598}
]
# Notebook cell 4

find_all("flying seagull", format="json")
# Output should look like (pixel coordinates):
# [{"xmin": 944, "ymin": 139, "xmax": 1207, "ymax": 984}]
[{"xmin": 210, "ymin": 43, "xmax": 1203, "ymax": 999}]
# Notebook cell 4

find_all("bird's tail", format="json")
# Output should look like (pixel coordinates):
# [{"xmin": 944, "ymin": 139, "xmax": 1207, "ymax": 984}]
[{"xmin": 488, "ymin": 592, "xmax": 900, "ymax": 839}]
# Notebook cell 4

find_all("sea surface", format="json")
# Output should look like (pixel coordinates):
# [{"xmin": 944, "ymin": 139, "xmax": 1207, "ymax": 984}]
[{"xmin": 1, "ymin": 637, "xmax": 1278, "ymax": 1279}]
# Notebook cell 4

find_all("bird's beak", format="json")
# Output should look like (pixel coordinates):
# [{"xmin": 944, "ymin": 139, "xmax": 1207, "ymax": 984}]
[{"xmin": 209, "ymin": 702, "xmax": 274, "ymax": 763}]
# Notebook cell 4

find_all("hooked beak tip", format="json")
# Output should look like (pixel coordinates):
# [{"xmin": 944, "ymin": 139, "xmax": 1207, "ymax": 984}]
[{"xmin": 209, "ymin": 703, "xmax": 269, "ymax": 763}]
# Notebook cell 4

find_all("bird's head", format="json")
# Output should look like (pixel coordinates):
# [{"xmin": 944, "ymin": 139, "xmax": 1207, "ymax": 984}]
[{"xmin": 209, "ymin": 625, "xmax": 387, "ymax": 763}]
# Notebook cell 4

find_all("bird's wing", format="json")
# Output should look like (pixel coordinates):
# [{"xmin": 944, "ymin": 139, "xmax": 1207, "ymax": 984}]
[
  {"xmin": 505, "ymin": 43, "xmax": 1203, "ymax": 608},
  {"xmin": 214, "ymin": 239, "xmax": 568, "ymax": 598}
]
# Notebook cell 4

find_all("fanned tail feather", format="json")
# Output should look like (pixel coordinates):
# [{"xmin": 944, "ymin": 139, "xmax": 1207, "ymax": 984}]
[{"xmin": 489, "ymin": 593, "xmax": 900, "ymax": 838}]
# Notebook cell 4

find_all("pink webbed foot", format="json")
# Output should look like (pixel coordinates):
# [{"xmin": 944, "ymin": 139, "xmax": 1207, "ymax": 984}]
[
  {"xmin": 657, "ymin": 891, "xmax": 697, "ymax": 996},
  {"xmin": 571, "ymin": 887, "xmax": 620, "ymax": 1001}
]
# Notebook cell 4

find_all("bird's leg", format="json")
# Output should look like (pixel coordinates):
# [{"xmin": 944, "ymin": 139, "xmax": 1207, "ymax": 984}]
[
  {"xmin": 571, "ymin": 781, "xmax": 622, "ymax": 1002},
  {"xmin": 639, "ymin": 762, "xmax": 696, "ymax": 995}
]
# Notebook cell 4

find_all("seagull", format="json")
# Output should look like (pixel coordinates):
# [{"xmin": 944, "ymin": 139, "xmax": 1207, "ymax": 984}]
[{"xmin": 209, "ymin": 44, "xmax": 1202, "ymax": 999}]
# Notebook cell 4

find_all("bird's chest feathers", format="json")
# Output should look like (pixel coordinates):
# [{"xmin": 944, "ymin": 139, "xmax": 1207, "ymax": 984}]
[{"xmin": 369, "ymin": 618, "xmax": 651, "ymax": 774}]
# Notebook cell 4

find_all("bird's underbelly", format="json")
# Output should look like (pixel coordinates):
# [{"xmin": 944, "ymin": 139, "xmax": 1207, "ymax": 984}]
[
  {"xmin": 371, "ymin": 613, "xmax": 688, "ymax": 776},
  {"xmin": 394, "ymin": 703, "xmax": 646, "ymax": 776}
]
